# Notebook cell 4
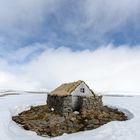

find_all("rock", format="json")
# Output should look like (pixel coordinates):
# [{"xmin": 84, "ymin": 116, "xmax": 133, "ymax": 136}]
[
  {"xmin": 51, "ymin": 108, "xmax": 54, "ymax": 111},
  {"xmin": 73, "ymin": 111, "xmax": 79, "ymax": 115},
  {"xmin": 12, "ymin": 105, "xmax": 128, "ymax": 137},
  {"xmin": 70, "ymin": 117, "xmax": 76, "ymax": 121}
]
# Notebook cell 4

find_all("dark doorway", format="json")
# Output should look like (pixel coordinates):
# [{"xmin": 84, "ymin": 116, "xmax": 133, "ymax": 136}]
[{"xmin": 72, "ymin": 96, "xmax": 80, "ymax": 111}]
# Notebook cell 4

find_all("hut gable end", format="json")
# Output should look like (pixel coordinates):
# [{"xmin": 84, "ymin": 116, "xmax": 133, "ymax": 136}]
[{"xmin": 71, "ymin": 82, "xmax": 93, "ymax": 97}]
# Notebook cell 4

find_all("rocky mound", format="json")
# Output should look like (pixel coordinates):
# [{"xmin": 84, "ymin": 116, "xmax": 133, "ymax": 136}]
[{"xmin": 12, "ymin": 105, "xmax": 127, "ymax": 137}]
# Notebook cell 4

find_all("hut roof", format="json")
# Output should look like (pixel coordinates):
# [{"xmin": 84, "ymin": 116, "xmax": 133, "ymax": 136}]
[{"xmin": 48, "ymin": 80, "xmax": 94, "ymax": 96}]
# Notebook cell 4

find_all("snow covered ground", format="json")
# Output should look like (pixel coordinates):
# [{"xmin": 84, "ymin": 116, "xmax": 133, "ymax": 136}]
[{"xmin": 0, "ymin": 91, "xmax": 139, "ymax": 140}]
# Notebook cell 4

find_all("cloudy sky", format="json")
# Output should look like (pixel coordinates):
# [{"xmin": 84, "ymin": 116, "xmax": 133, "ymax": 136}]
[{"xmin": 0, "ymin": 0, "xmax": 140, "ymax": 93}]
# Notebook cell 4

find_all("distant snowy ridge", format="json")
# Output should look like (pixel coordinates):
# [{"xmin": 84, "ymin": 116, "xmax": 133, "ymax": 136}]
[{"xmin": 0, "ymin": 90, "xmax": 47, "ymax": 96}]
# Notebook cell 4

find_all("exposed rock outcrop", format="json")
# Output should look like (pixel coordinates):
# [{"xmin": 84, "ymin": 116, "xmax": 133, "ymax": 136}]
[{"xmin": 12, "ymin": 105, "xmax": 127, "ymax": 137}]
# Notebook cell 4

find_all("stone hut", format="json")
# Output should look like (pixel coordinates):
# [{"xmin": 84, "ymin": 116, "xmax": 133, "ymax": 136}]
[{"xmin": 47, "ymin": 80, "xmax": 102, "ymax": 116}]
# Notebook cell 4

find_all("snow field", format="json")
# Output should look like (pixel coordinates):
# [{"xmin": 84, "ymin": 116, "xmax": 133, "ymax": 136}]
[{"xmin": 0, "ymin": 93, "xmax": 139, "ymax": 140}]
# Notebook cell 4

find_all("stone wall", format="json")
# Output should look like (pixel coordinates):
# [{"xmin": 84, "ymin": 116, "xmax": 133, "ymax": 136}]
[
  {"xmin": 47, "ymin": 95, "xmax": 72, "ymax": 116},
  {"xmin": 47, "ymin": 95, "xmax": 103, "ymax": 115},
  {"xmin": 78, "ymin": 96, "xmax": 103, "ymax": 112}
]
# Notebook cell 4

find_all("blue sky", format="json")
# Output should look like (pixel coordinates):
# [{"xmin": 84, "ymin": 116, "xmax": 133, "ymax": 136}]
[
  {"xmin": 0, "ymin": 0, "xmax": 140, "ymax": 54},
  {"xmin": 0, "ymin": 0, "xmax": 140, "ymax": 93}
]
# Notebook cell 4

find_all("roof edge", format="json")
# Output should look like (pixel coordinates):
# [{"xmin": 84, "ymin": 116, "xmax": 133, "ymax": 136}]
[{"xmin": 48, "ymin": 80, "xmax": 84, "ymax": 96}]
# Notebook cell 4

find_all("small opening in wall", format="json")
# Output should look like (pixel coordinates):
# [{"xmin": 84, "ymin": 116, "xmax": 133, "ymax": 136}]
[{"xmin": 80, "ymin": 88, "xmax": 85, "ymax": 93}]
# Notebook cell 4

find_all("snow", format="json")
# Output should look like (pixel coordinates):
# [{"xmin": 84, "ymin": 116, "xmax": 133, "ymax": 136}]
[{"xmin": 0, "ymin": 92, "xmax": 139, "ymax": 140}]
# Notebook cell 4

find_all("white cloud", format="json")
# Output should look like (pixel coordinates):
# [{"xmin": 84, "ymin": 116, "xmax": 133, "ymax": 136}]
[
  {"xmin": 4, "ymin": 43, "xmax": 46, "ymax": 62},
  {"xmin": 64, "ymin": 0, "xmax": 140, "ymax": 41},
  {"xmin": 0, "ymin": 0, "xmax": 139, "ymax": 46},
  {"xmin": 0, "ymin": 0, "xmax": 61, "ymax": 37},
  {"xmin": 0, "ymin": 44, "xmax": 140, "ymax": 94},
  {"xmin": 0, "ymin": 1, "xmax": 140, "ymax": 94}
]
